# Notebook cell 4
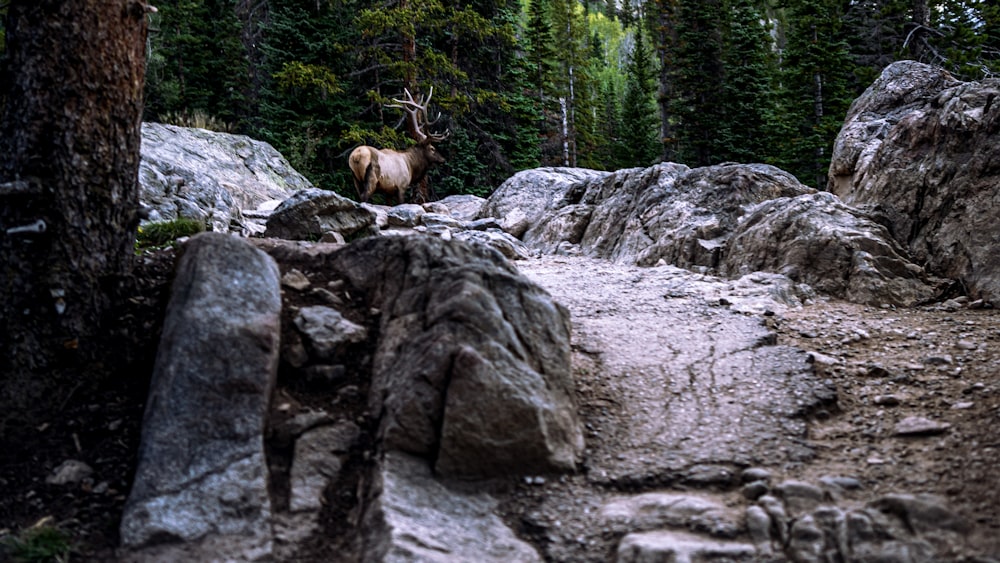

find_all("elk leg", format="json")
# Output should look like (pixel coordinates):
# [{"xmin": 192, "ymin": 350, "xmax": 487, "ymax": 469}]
[{"xmin": 364, "ymin": 155, "xmax": 381, "ymax": 203}]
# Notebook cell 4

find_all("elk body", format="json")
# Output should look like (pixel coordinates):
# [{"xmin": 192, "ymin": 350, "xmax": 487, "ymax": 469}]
[{"xmin": 349, "ymin": 88, "xmax": 449, "ymax": 204}]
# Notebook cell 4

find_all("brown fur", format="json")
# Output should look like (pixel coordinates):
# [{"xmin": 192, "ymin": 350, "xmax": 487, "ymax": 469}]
[{"xmin": 348, "ymin": 141, "xmax": 445, "ymax": 205}]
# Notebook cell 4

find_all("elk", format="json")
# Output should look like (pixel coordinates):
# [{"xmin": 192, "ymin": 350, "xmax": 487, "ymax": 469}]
[{"xmin": 349, "ymin": 87, "xmax": 450, "ymax": 205}]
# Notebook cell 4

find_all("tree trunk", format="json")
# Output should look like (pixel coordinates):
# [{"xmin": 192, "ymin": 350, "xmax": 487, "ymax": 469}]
[
  {"xmin": 0, "ymin": 0, "xmax": 148, "ymax": 426},
  {"xmin": 908, "ymin": 0, "xmax": 930, "ymax": 61}
]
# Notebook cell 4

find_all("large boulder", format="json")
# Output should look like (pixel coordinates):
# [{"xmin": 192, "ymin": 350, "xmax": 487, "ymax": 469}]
[
  {"xmin": 501, "ymin": 163, "xmax": 811, "ymax": 266},
  {"xmin": 121, "ymin": 233, "xmax": 282, "ymax": 558},
  {"xmin": 263, "ymin": 188, "xmax": 376, "ymax": 240},
  {"xmin": 478, "ymin": 167, "xmax": 611, "ymax": 238},
  {"xmin": 723, "ymin": 192, "xmax": 940, "ymax": 306},
  {"xmin": 139, "ymin": 123, "xmax": 312, "ymax": 234},
  {"xmin": 361, "ymin": 452, "xmax": 541, "ymax": 562},
  {"xmin": 829, "ymin": 60, "xmax": 1000, "ymax": 303},
  {"xmin": 327, "ymin": 236, "xmax": 584, "ymax": 478},
  {"xmin": 485, "ymin": 162, "xmax": 942, "ymax": 305}
]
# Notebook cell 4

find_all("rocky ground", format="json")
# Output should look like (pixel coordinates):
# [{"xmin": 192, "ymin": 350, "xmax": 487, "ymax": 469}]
[
  {"xmin": 508, "ymin": 254, "xmax": 1000, "ymax": 561},
  {"xmin": 1, "ymin": 249, "xmax": 999, "ymax": 561}
]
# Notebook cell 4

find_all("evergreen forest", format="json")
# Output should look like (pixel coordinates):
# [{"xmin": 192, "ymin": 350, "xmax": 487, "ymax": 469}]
[{"xmin": 3, "ymin": 0, "xmax": 998, "ymax": 196}]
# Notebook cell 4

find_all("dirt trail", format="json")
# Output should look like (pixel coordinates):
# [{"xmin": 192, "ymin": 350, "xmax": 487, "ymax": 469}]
[{"xmin": 508, "ymin": 254, "xmax": 1000, "ymax": 561}]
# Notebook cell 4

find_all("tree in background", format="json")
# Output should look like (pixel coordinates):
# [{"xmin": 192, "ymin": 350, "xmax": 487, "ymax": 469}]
[
  {"xmin": 65, "ymin": 0, "xmax": 1000, "ymax": 198},
  {"xmin": 670, "ymin": 0, "xmax": 726, "ymax": 166},
  {"xmin": 772, "ymin": 0, "xmax": 854, "ymax": 188},
  {"xmin": 524, "ymin": 0, "xmax": 561, "ymax": 164},
  {"xmin": 255, "ymin": 0, "xmax": 358, "ymax": 191},
  {"xmin": 0, "ymin": 0, "xmax": 148, "ymax": 427},
  {"xmin": 620, "ymin": 23, "xmax": 661, "ymax": 166},
  {"xmin": 925, "ymin": 0, "xmax": 1000, "ymax": 79},
  {"xmin": 144, "ymin": 0, "xmax": 249, "ymax": 128},
  {"xmin": 719, "ymin": 0, "xmax": 777, "ymax": 164},
  {"xmin": 549, "ymin": 0, "xmax": 587, "ymax": 165},
  {"xmin": 646, "ymin": 0, "xmax": 679, "ymax": 162}
]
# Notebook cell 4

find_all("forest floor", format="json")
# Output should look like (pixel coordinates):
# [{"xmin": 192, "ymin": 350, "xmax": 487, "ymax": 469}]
[{"xmin": 1, "ymin": 249, "xmax": 999, "ymax": 561}]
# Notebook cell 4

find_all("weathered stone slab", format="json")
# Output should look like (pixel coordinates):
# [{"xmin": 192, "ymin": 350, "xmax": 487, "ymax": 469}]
[
  {"xmin": 139, "ymin": 123, "xmax": 312, "ymax": 235},
  {"xmin": 361, "ymin": 452, "xmax": 541, "ymax": 562},
  {"xmin": 264, "ymin": 188, "xmax": 375, "ymax": 240},
  {"xmin": 328, "ymin": 236, "xmax": 584, "ymax": 478},
  {"xmin": 829, "ymin": 60, "xmax": 1000, "ymax": 303},
  {"xmin": 121, "ymin": 233, "xmax": 281, "ymax": 555}
]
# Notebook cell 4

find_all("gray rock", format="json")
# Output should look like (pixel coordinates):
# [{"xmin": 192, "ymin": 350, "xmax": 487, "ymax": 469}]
[
  {"xmin": 264, "ymin": 188, "xmax": 375, "ymax": 240},
  {"xmin": 293, "ymin": 305, "xmax": 368, "ymax": 361},
  {"xmin": 744, "ymin": 505, "xmax": 773, "ymax": 554},
  {"xmin": 46, "ymin": 460, "xmax": 93, "ymax": 485},
  {"xmin": 870, "ymin": 493, "xmax": 969, "ymax": 535},
  {"xmin": 775, "ymin": 479, "xmax": 828, "ymax": 516},
  {"xmin": 829, "ymin": 60, "xmax": 1000, "ymax": 303},
  {"xmin": 479, "ymin": 167, "xmax": 611, "ymax": 238},
  {"xmin": 787, "ymin": 514, "xmax": 825, "ymax": 563},
  {"xmin": 280, "ymin": 268, "xmax": 311, "ymax": 291},
  {"xmin": 139, "ymin": 123, "xmax": 311, "ymax": 235},
  {"xmin": 437, "ymin": 194, "xmax": 486, "ymax": 222},
  {"xmin": 485, "ymin": 162, "xmax": 936, "ymax": 306},
  {"xmin": 452, "ymin": 229, "xmax": 533, "ymax": 261},
  {"xmin": 327, "ymin": 236, "xmax": 583, "ymax": 478},
  {"xmin": 386, "ymin": 203, "xmax": 426, "ymax": 228},
  {"xmin": 616, "ymin": 530, "xmax": 756, "ymax": 563},
  {"xmin": 741, "ymin": 467, "xmax": 772, "ymax": 483},
  {"xmin": 600, "ymin": 492, "xmax": 742, "ymax": 538},
  {"xmin": 420, "ymin": 212, "xmax": 461, "ymax": 230},
  {"xmin": 722, "ymin": 192, "xmax": 939, "ymax": 306},
  {"xmin": 894, "ymin": 416, "xmax": 952, "ymax": 436},
  {"xmin": 289, "ymin": 421, "xmax": 360, "ymax": 512},
  {"xmin": 360, "ymin": 451, "xmax": 541, "ymax": 562},
  {"xmin": 121, "ymin": 233, "xmax": 281, "ymax": 552}
]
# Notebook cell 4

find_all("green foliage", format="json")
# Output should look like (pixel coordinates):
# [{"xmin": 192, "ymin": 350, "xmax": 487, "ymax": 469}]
[
  {"xmin": 138, "ymin": 0, "xmax": 1000, "ymax": 197},
  {"xmin": 159, "ymin": 109, "xmax": 236, "ymax": 133},
  {"xmin": 435, "ymin": 126, "xmax": 490, "ymax": 197},
  {"xmin": 1, "ymin": 523, "xmax": 71, "ymax": 563},
  {"xmin": 772, "ymin": 0, "xmax": 855, "ymax": 188},
  {"xmin": 136, "ymin": 218, "xmax": 206, "ymax": 250},
  {"xmin": 719, "ymin": 0, "xmax": 777, "ymax": 163},
  {"xmin": 274, "ymin": 62, "xmax": 341, "ymax": 97},
  {"xmin": 670, "ymin": 0, "xmax": 727, "ymax": 166},
  {"xmin": 144, "ymin": 0, "xmax": 250, "ymax": 129},
  {"xmin": 620, "ymin": 24, "xmax": 661, "ymax": 167}
]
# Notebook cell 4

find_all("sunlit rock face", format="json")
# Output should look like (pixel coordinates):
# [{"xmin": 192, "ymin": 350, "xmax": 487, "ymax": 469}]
[{"xmin": 829, "ymin": 60, "xmax": 1000, "ymax": 304}]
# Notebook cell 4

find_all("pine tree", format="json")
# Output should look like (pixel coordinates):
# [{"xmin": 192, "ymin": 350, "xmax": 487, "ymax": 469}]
[
  {"xmin": 256, "ymin": 0, "xmax": 361, "ymax": 193},
  {"xmin": 671, "ymin": 0, "xmax": 726, "ymax": 166},
  {"xmin": 720, "ymin": 0, "xmax": 777, "ymax": 164},
  {"xmin": 144, "ymin": 0, "xmax": 249, "ymax": 127},
  {"xmin": 773, "ymin": 0, "xmax": 855, "ymax": 188},
  {"xmin": 646, "ymin": 0, "xmax": 679, "ymax": 162},
  {"xmin": 620, "ymin": 24, "xmax": 661, "ymax": 166}
]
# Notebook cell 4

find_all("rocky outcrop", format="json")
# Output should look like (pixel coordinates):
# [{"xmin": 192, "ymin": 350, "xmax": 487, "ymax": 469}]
[
  {"xmin": 326, "ymin": 236, "xmax": 584, "ymax": 478},
  {"xmin": 487, "ymin": 163, "xmax": 940, "ymax": 306},
  {"xmin": 265, "ymin": 189, "xmax": 531, "ymax": 260},
  {"xmin": 262, "ymin": 188, "xmax": 376, "ymax": 240},
  {"xmin": 139, "ymin": 123, "xmax": 312, "ymax": 234},
  {"xmin": 361, "ymin": 452, "xmax": 541, "ymax": 562},
  {"xmin": 723, "ymin": 192, "xmax": 940, "ymax": 306},
  {"xmin": 121, "ymin": 233, "xmax": 282, "ymax": 559},
  {"xmin": 829, "ymin": 60, "xmax": 1000, "ymax": 303},
  {"xmin": 478, "ymin": 167, "xmax": 611, "ymax": 238}
]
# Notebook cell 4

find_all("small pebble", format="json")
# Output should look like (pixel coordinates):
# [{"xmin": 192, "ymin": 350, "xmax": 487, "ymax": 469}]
[{"xmin": 895, "ymin": 416, "xmax": 951, "ymax": 436}]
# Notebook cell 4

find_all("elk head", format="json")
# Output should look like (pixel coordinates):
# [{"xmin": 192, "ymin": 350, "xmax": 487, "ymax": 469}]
[{"xmin": 389, "ymin": 86, "xmax": 450, "ymax": 163}]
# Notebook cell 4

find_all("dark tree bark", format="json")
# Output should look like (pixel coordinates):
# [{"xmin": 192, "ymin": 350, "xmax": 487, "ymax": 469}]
[
  {"xmin": 908, "ymin": 0, "xmax": 930, "ymax": 60},
  {"xmin": 0, "ymin": 0, "xmax": 148, "ymax": 426}
]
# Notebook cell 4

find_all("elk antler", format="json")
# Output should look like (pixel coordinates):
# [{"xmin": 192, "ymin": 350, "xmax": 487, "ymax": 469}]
[{"xmin": 388, "ymin": 86, "xmax": 450, "ymax": 143}]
